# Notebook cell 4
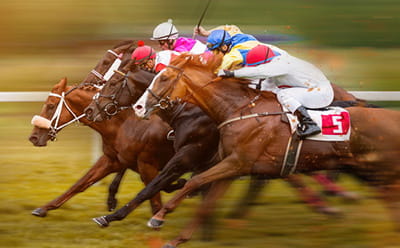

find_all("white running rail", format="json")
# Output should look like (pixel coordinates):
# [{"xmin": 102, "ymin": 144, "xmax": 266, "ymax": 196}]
[{"xmin": 1, "ymin": 91, "xmax": 400, "ymax": 102}]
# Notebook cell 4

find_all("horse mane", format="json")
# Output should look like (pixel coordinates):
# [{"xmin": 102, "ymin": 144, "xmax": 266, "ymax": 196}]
[
  {"xmin": 170, "ymin": 53, "xmax": 223, "ymax": 73},
  {"xmin": 112, "ymin": 40, "xmax": 135, "ymax": 49}
]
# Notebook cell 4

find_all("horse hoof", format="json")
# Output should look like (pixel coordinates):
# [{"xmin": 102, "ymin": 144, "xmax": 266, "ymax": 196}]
[
  {"xmin": 108, "ymin": 204, "xmax": 116, "ymax": 212},
  {"xmin": 32, "ymin": 208, "xmax": 47, "ymax": 217},
  {"xmin": 162, "ymin": 243, "xmax": 176, "ymax": 248},
  {"xmin": 92, "ymin": 216, "xmax": 109, "ymax": 227},
  {"xmin": 107, "ymin": 198, "xmax": 117, "ymax": 212},
  {"xmin": 147, "ymin": 218, "xmax": 164, "ymax": 229}
]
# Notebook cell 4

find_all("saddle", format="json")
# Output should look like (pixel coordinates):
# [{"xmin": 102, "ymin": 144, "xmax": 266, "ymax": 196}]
[
  {"xmin": 280, "ymin": 106, "xmax": 351, "ymax": 177},
  {"xmin": 282, "ymin": 106, "xmax": 351, "ymax": 142}
]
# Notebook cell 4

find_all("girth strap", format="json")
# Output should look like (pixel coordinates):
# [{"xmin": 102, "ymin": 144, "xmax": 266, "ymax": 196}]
[{"xmin": 280, "ymin": 132, "xmax": 303, "ymax": 177}]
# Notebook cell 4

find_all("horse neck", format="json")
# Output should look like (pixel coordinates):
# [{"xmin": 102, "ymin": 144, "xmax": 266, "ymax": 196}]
[
  {"xmin": 68, "ymin": 88, "xmax": 127, "ymax": 137},
  {"xmin": 156, "ymin": 102, "xmax": 191, "ymax": 128},
  {"xmin": 186, "ymin": 78, "xmax": 263, "ymax": 124}
]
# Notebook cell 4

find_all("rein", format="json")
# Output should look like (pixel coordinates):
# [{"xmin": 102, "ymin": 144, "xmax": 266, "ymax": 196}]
[
  {"xmin": 217, "ymin": 111, "xmax": 288, "ymax": 129},
  {"xmin": 149, "ymin": 64, "xmax": 214, "ymax": 112},
  {"xmin": 150, "ymin": 64, "xmax": 286, "ymax": 128}
]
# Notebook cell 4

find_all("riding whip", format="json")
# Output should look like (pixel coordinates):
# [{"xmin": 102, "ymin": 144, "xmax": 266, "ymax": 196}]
[{"xmin": 192, "ymin": 0, "xmax": 212, "ymax": 39}]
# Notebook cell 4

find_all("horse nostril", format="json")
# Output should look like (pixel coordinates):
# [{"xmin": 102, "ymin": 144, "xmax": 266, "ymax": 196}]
[
  {"xmin": 135, "ymin": 105, "xmax": 143, "ymax": 110},
  {"xmin": 29, "ymin": 135, "xmax": 38, "ymax": 144},
  {"xmin": 85, "ymin": 108, "xmax": 93, "ymax": 117}
]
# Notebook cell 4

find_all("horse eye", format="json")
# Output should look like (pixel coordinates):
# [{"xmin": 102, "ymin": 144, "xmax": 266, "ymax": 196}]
[{"xmin": 160, "ymin": 75, "xmax": 168, "ymax": 82}]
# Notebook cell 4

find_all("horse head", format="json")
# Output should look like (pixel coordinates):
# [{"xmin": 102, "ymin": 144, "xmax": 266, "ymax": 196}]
[
  {"xmin": 29, "ymin": 41, "xmax": 137, "ymax": 146},
  {"xmin": 81, "ymin": 40, "xmax": 136, "ymax": 86},
  {"xmin": 134, "ymin": 52, "xmax": 221, "ymax": 119},
  {"xmin": 84, "ymin": 60, "xmax": 155, "ymax": 122},
  {"xmin": 29, "ymin": 78, "xmax": 89, "ymax": 146}
]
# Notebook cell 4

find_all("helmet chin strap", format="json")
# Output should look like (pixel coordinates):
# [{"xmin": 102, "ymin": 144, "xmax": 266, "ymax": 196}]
[
  {"xmin": 217, "ymin": 44, "xmax": 230, "ymax": 54},
  {"xmin": 167, "ymin": 39, "xmax": 175, "ymax": 50}
]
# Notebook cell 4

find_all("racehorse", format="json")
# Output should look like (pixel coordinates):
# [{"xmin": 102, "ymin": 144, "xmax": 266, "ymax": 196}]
[
  {"xmin": 28, "ymin": 41, "xmax": 179, "ymax": 217},
  {"xmin": 84, "ymin": 61, "xmax": 220, "ymax": 227},
  {"xmin": 134, "ymin": 53, "xmax": 400, "ymax": 248},
  {"xmin": 86, "ymin": 60, "xmax": 360, "ymax": 228}
]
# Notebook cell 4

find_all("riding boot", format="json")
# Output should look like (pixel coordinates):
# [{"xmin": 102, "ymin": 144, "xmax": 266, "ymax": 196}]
[{"xmin": 294, "ymin": 106, "xmax": 321, "ymax": 139}]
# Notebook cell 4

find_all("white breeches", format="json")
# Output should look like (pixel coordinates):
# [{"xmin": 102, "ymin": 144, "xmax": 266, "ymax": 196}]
[{"xmin": 276, "ymin": 85, "xmax": 334, "ymax": 113}]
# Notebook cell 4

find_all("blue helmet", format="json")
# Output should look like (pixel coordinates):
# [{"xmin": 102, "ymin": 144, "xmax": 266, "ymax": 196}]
[{"xmin": 206, "ymin": 30, "xmax": 232, "ymax": 50}]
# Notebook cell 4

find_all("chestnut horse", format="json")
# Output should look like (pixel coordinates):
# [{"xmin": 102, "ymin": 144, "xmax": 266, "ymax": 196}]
[
  {"xmin": 28, "ymin": 41, "xmax": 179, "ymax": 217},
  {"xmin": 87, "ymin": 61, "xmax": 360, "ymax": 228},
  {"xmin": 134, "ymin": 53, "xmax": 400, "ymax": 247}
]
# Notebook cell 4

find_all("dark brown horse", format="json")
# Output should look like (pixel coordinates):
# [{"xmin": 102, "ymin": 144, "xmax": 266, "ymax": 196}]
[
  {"xmin": 28, "ymin": 41, "xmax": 180, "ymax": 217},
  {"xmin": 134, "ymin": 53, "xmax": 400, "ymax": 248},
  {"xmin": 84, "ymin": 62, "xmax": 221, "ymax": 228},
  {"xmin": 86, "ymin": 61, "xmax": 360, "ymax": 228}
]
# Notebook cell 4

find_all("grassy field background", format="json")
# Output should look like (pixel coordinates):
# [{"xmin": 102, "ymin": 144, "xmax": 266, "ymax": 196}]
[
  {"xmin": 1, "ymin": 102, "xmax": 400, "ymax": 248},
  {"xmin": 1, "ymin": 0, "xmax": 400, "ymax": 247}
]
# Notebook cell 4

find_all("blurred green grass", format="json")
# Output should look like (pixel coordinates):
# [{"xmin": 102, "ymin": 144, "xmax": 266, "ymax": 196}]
[{"xmin": 1, "ymin": 103, "xmax": 400, "ymax": 247}]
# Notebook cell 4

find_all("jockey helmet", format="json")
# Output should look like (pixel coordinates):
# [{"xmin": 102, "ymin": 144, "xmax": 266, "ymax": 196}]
[
  {"xmin": 151, "ymin": 19, "xmax": 179, "ymax": 40},
  {"xmin": 245, "ymin": 44, "xmax": 276, "ymax": 66},
  {"xmin": 131, "ymin": 41, "xmax": 156, "ymax": 64},
  {"xmin": 206, "ymin": 30, "xmax": 232, "ymax": 50}
]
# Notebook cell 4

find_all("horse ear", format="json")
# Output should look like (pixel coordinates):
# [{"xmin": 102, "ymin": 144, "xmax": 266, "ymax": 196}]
[{"xmin": 53, "ymin": 78, "xmax": 68, "ymax": 93}]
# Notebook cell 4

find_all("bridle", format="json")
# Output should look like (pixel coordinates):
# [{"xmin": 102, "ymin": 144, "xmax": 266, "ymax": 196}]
[
  {"xmin": 146, "ymin": 64, "xmax": 197, "ymax": 113},
  {"xmin": 32, "ymin": 48, "xmax": 126, "ymax": 141},
  {"xmin": 92, "ymin": 71, "xmax": 136, "ymax": 118},
  {"xmin": 90, "ymin": 49, "xmax": 123, "ymax": 84},
  {"xmin": 31, "ymin": 86, "xmax": 86, "ymax": 141}
]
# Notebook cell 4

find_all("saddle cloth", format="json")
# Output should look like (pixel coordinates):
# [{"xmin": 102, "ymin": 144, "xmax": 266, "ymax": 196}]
[{"xmin": 285, "ymin": 106, "xmax": 351, "ymax": 141}]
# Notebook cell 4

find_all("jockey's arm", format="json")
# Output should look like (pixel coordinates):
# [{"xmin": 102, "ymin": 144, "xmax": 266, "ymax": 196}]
[
  {"xmin": 217, "ymin": 49, "xmax": 244, "ymax": 71},
  {"xmin": 233, "ymin": 58, "xmax": 288, "ymax": 79},
  {"xmin": 195, "ymin": 25, "xmax": 243, "ymax": 37}
]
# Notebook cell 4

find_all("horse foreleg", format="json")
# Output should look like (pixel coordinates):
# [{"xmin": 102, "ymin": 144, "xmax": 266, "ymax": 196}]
[
  {"xmin": 137, "ymin": 161, "xmax": 163, "ymax": 215},
  {"xmin": 92, "ymin": 150, "xmax": 199, "ymax": 227},
  {"xmin": 107, "ymin": 168, "xmax": 127, "ymax": 211},
  {"xmin": 227, "ymin": 174, "xmax": 268, "ymax": 218},
  {"xmin": 32, "ymin": 155, "xmax": 119, "ymax": 217},
  {"xmin": 164, "ymin": 179, "xmax": 234, "ymax": 248},
  {"xmin": 286, "ymin": 174, "xmax": 342, "ymax": 216},
  {"xmin": 148, "ymin": 156, "xmax": 244, "ymax": 229}
]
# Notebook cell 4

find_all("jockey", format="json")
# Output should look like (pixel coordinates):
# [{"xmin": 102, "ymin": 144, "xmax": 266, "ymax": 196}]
[
  {"xmin": 200, "ymin": 26, "xmax": 260, "ymax": 70},
  {"xmin": 151, "ymin": 19, "xmax": 206, "ymax": 54},
  {"xmin": 131, "ymin": 41, "xmax": 180, "ymax": 73},
  {"xmin": 218, "ymin": 44, "xmax": 334, "ymax": 139}
]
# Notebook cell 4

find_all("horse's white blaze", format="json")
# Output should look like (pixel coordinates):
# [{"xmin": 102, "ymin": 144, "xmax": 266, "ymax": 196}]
[
  {"xmin": 103, "ymin": 58, "xmax": 122, "ymax": 81},
  {"xmin": 133, "ymin": 70, "xmax": 165, "ymax": 118}
]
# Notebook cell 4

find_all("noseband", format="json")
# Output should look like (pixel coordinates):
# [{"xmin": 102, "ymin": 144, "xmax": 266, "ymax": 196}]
[
  {"xmin": 146, "ymin": 65, "xmax": 188, "ymax": 112},
  {"xmin": 93, "ymin": 72, "xmax": 135, "ymax": 118}
]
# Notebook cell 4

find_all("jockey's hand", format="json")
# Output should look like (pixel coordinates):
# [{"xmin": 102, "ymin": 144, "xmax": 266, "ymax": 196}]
[
  {"xmin": 217, "ymin": 69, "xmax": 234, "ymax": 77},
  {"xmin": 193, "ymin": 26, "xmax": 210, "ymax": 37}
]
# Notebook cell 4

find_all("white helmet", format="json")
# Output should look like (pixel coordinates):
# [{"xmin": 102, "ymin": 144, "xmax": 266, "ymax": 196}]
[{"xmin": 151, "ymin": 19, "xmax": 179, "ymax": 40}]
